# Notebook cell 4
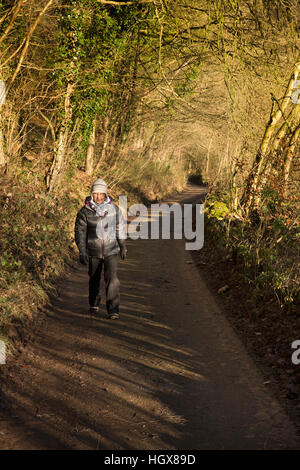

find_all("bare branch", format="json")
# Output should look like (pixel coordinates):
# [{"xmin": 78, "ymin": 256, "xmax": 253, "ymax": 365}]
[
  {"xmin": 0, "ymin": 0, "xmax": 25, "ymax": 41},
  {"xmin": 38, "ymin": 110, "xmax": 56, "ymax": 142},
  {"xmin": 8, "ymin": 0, "xmax": 55, "ymax": 89}
]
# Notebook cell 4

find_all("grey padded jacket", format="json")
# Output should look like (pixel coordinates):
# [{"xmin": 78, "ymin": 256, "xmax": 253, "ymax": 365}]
[{"xmin": 74, "ymin": 196, "xmax": 126, "ymax": 259}]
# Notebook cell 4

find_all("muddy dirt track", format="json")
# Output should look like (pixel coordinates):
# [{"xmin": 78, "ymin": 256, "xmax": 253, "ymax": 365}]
[{"xmin": 0, "ymin": 184, "xmax": 299, "ymax": 450}]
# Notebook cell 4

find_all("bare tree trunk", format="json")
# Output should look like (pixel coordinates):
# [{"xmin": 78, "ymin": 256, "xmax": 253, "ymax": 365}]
[
  {"xmin": 0, "ymin": 106, "xmax": 5, "ymax": 167},
  {"xmin": 46, "ymin": 128, "xmax": 66, "ymax": 192},
  {"xmin": 95, "ymin": 115, "xmax": 110, "ymax": 173},
  {"xmin": 241, "ymin": 61, "xmax": 300, "ymax": 212},
  {"xmin": 283, "ymin": 125, "xmax": 300, "ymax": 196},
  {"xmin": 273, "ymin": 100, "xmax": 300, "ymax": 152},
  {"xmin": 85, "ymin": 119, "xmax": 96, "ymax": 175},
  {"xmin": 46, "ymin": 83, "xmax": 73, "ymax": 192},
  {"xmin": 206, "ymin": 136, "xmax": 212, "ymax": 180}
]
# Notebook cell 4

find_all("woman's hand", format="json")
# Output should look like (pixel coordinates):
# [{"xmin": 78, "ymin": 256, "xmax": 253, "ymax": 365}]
[{"xmin": 120, "ymin": 246, "xmax": 127, "ymax": 260}]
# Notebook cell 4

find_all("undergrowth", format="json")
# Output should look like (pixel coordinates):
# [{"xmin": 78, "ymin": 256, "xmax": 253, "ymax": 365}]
[
  {"xmin": 0, "ymin": 185, "xmax": 78, "ymax": 346},
  {"xmin": 204, "ymin": 187, "xmax": 300, "ymax": 310}
]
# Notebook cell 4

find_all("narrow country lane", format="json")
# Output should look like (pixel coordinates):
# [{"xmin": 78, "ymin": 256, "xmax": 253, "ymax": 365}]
[{"xmin": 0, "ymin": 184, "xmax": 299, "ymax": 450}]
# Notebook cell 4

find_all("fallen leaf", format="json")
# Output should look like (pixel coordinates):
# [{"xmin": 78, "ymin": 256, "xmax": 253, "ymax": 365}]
[{"xmin": 218, "ymin": 285, "xmax": 230, "ymax": 294}]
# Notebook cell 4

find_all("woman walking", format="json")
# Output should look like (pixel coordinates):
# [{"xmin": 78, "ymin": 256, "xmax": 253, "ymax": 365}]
[{"xmin": 74, "ymin": 178, "xmax": 127, "ymax": 319}]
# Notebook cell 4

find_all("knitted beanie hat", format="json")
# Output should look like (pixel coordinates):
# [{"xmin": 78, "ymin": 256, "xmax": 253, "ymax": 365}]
[{"xmin": 91, "ymin": 178, "xmax": 108, "ymax": 196}]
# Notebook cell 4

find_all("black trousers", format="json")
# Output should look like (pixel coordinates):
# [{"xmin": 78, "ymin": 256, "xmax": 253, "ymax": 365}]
[{"xmin": 88, "ymin": 255, "xmax": 120, "ymax": 314}]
